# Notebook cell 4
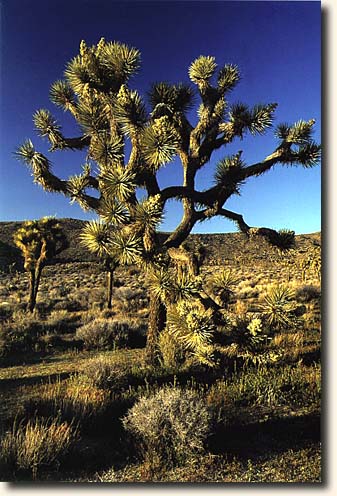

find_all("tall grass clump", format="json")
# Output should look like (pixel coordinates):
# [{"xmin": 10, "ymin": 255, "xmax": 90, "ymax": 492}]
[
  {"xmin": 76, "ymin": 318, "xmax": 130, "ymax": 350},
  {"xmin": 0, "ymin": 417, "xmax": 76, "ymax": 479},
  {"xmin": 123, "ymin": 386, "xmax": 211, "ymax": 469}
]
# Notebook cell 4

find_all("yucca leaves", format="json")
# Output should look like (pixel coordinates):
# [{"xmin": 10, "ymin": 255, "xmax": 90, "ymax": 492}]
[
  {"xmin": 109, "ymin": 231, "xmax": 142, "ymax": 265},
  {"xmin": 98, "ymin": 41, "xmax": 141, "ymax": 85},
  {"xmin": 276, "ymin": 119, "xmax": 315, "ymax": 145},
  {"xmin": 80, "ymin": 220, "xmax": 113, "ymax": 257},
  {"xmin": 133, "ymin": 195, "xmax": 164, "ymax": 232},
  {"xmin": 148, "ymin": 82, "xmax": 195, "ymax": 114},
  {"xmin": 90, "ymin": 132, "xmax": 124, "ymax": 168},
  {"xmin": 294, "ymin": 142, "xmax": 321, "ymax": 168},
  {"xmin": 147, "ymin": 268, "xmax": 174, "ymax": 302},
  {"xmin": 65, "ymin": 55, "xmax": 92, "ymax": 95},
  {"xmin": 248, "ymin": 103, "xmax": 277, "ymax": 135},
  {"xmin": 99, "ymin": 166, "xmax": 136, "ymax": 201},
  {"xmin": 189, "ymin": 56, "xmax": 217, "ymax": 84},
  {"xmin": 49, "ymin": 80, "xmax": 76, "ymax": 110},
  {"xmin": 217, "ymin": 64, "xmax": 240, "ymax": 93},
  {"xmin": 15, "ymin": 140, "xmax": 36, "ymax": 165},
  {"xmin": 113, "ymin": 85, "xmax": 147, "ymax": 134},
  {"xmin": 76, "ymin": 94, "xmax": 110, "ymax": 135},
  {"xmin": 229, "ymin": 102, "xmax": 277, "ymax": 136},
  {"xmin": 67, "ymin": 164, "xmax": 92, "ymax": 200},
  {"xmin": 98, "ymin": 196, "xmax": 130, "ymax": 225},
  {"xmin": 33, "ymin": 109, "xmax": 65, "ymax": 150},
  {"xmin": 166, "ymin": 300, "xmax": 215, "ymax": 366},
  {"xmin": 214, "ymin": 152, "xmax": 245, "ymax": 184},
  {"xmin": 275, "ymin": 119, "xmax": 321, "ymax": 168},
  {"xmin": 259, "ymin": 285, "xmax": 297, "ymax": 332},
  {"xmin": 141, "ymin": 116, "xmax": 179, "ymax": 170}
]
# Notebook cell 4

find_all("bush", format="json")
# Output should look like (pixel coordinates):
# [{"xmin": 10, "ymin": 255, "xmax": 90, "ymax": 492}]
[
  {"xmin": 76, "ymin": 318, "xmax": 130, "ymax": 350},
  {"xmin": 259, "ymin": 285, "xmax": 299, "ymax": 332},
  {"xmin": 295, "ymin": 285, "xmax": 321, "ymax": 303},
  {"xmin": 0, "ymin": 311, "xmax": 44, "ymax": 358},
  {"xmin": 0, "ymin": 417, "xmax": 76, "ymax": 479},
  {"xmin": 123, "ymin": 386, "xmax": 211, "ymax": 467},
  {"xmin": 80, "ymin": 356, "xmax": 130, "ymax": 390}
]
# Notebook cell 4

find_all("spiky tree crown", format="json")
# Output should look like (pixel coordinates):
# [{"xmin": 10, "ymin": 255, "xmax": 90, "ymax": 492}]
[
  {"xmin": 16, "ymin": 38, "xmax": 321, "ymax": 267},
  {"xmin": 14, "ymin": 217, "xmax": 67, "ymax": 270}
]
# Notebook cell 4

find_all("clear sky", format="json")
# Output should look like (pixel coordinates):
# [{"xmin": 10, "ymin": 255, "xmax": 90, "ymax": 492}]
[{"xmin": 0, "ymin": 0, "xmax": 321, "ymax": 234}]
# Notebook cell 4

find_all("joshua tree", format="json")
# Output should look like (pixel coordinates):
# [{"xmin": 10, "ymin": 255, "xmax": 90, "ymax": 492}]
[
  {"xmin": 13, "ymin": 217, "xmax": 68, "ymax": 312},
  {"xmin": 80, "ymin": 220, "xmax": 118, "ymax": 309},
  {"xmin": 16, "ymin": 38, "xmax": 320, "ymax": 362}
]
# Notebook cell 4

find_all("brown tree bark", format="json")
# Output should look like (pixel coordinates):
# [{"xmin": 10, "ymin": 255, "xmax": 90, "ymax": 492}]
[
  {"xmin": 145, "ymin": 292, "xmax": 166, "ymax": 365},
  {"xmin": 28, "ymin": 269, "xmax": 36, "ymax": 313}
]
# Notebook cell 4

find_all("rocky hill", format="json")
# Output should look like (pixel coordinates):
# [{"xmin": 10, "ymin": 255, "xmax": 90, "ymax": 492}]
[{"xmin": 0, "ymin": 218, "xmax": 321, "ymax": 272}]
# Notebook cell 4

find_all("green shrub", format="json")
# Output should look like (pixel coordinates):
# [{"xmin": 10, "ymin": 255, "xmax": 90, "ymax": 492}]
[
  {"xmin": 123, "ymin": 386, "xmax": 211, "ymax": 467},
  {"xmin": 259, "ymin": 285, "xmax": 299, "ymax": 332},
  {"xmin": 76, "ymin": 318, "xmax": 130, "ymax": 350},
  {"xmin": 0, "ymin": 417, "xmax": 76, "ymax": 479}
]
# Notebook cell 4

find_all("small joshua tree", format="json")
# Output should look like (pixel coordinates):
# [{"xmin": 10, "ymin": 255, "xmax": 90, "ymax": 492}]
[
  {"xmin": 13, "ymin": 217, "xmax": 67, "ymax": 312},
  {"xmin": 16, "ymin": 38, "xmax": 321, "ymax": 361},
  {"xmin": 80, "ymin": 220, "xmax": 118, "ymax": 309}
]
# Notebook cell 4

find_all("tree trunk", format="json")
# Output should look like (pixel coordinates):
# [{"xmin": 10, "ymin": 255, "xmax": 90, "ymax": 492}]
[
  {"xmin": 34, "ymin": 264, "xmax": 43, "ymax": 305},
  {"xmin": 28, "ymin": 269, "xmax": 36, "ymax": 313},
  {"xmin": 145, "ymin": 292, "xmax": 166, "ymax": 366},
  {"xmin": 107, "ymin": 269, "xmax": 114, "ymax": 309}
]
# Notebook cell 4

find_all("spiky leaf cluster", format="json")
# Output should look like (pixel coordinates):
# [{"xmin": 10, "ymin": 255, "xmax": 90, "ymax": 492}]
[
  {"xmin": 229, "ymin": 102, "xmax": 277, "ymax": 137},
  {"xmin": 113, "ymin": 85, "xmax": 147, "ymax": 135},
  {"xmin": 214, "ymin": 152, "xmax": 245, "ymax": 185},
  {"xmin": 167, "ymin": 300, "xmax": 216, "ymax": 366},
  {"xmin": 217, "ymin": 64, "xmax": 240, "ymax": 94},
  {"xmin": 141, "ymin": 116, "xmax": 179, "ymax": 170},
  {"xmin": 259, "ymin": 285, "xmax": 298, "ymax": 332},
  {"xmin": 33, "ymin": 109, "xmax": 64, "ymax": 148},
  {"xmin": 80, "ymin": 220, "xmax": 113, "ymax": 257},
  {"xmin": 99, "ymin": 166, "xmax": 136, "ymax": 201},
  {"xmin": 49, "ymin": 80, "xmax": 76, "ymax": 111},
  {"xmin": 148, "ymin": 82, "xmax": 195, "ymax": 114},
  {"xmin": 65, "ymin": 39, "xmax": 140, "ymax": 96},
  {"xmin": 189, "ymin": 56, "xmax": 217, "ymax": 85},
  {"xmin": 98, "ymin": 196, "xmax": 130, "ymax": 225},
  {"xmin": 90, "ymin": 132, "xmax": 124, "ymax": 168},
  {"xmin": 76, "ymin": 91, "xmax": 110, "ymax": 135},
  {"xmin": 109, "ymin": 231, "xmax": 142, "ymax": 265}
]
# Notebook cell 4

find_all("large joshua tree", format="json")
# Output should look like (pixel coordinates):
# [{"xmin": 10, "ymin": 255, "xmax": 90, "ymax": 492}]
[
  {"xmin": 16, "ymin": 38, "xmax": 320, "ymax": 362},
  {"xmin": 13, "ymin": 218, "xmax": 68, "ymax": 312}
]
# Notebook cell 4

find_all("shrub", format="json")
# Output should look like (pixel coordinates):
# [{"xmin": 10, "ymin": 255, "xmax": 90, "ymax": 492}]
[
  {"xmin": 259, "ymin": 285, "xmax": 299, "ymax": 332},
  {"xmin": 76, "ymin": 318, "xmax": 130, "ymax": 350},
  {"xmin": 295, "ymin": 285, "xmax": 321, "ymax": 303},
  {"xmin": 231, "ymin": 314, "xmax": 268, "ymax": 352},
  {"xmin": 79, "ymin": 356, "xmax": 130, "ymax": 390},
  {"xmin": 0, "ymin": 417, "xmax": 76, "ymax": 479},
  {"xmin": 123, "ymin": 386, "xmax": 211, "ymax": 467},
  {"xmin": 0, "ymin": 311, "xmax": 44, "ymax": 358}
]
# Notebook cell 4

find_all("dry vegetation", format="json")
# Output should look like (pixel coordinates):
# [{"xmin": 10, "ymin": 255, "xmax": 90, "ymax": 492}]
[{"xmin": 0, "ymin": 221, "xmax": 321, "ymax": 482}]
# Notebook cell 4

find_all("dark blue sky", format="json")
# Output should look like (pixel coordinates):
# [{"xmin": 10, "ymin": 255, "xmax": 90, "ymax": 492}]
[{"xmin": 0, "ymin": 0, "xmax": 321, "ymax": 234}]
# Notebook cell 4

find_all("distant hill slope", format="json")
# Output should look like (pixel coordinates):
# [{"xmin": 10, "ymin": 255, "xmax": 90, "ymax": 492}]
[{"xmin": 0, "ymin": 218, "xmax": 321, "ymax": 271}]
